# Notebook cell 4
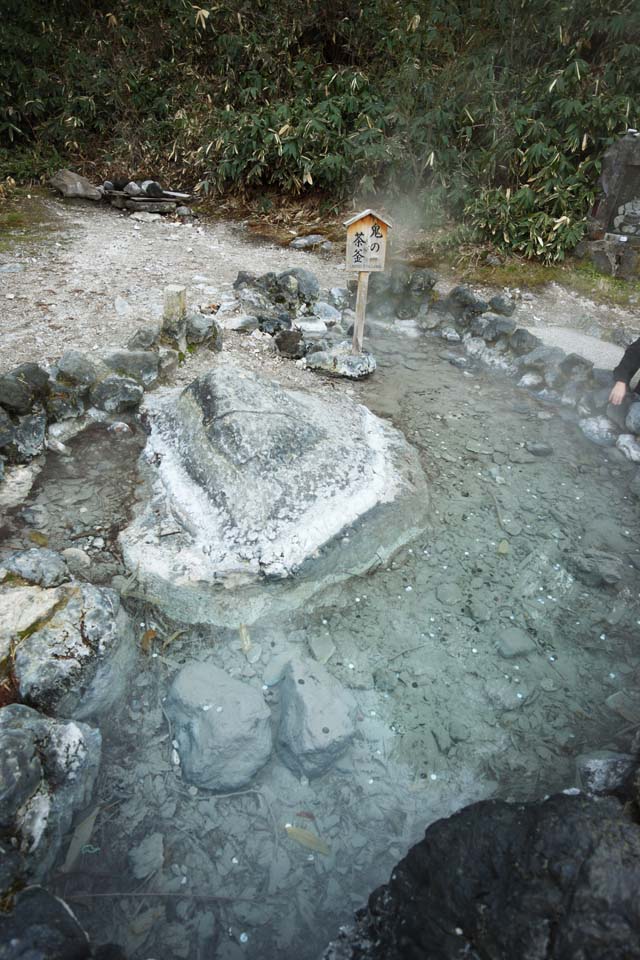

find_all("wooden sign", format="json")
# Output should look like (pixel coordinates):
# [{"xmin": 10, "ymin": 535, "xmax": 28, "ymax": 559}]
[
  {"xmin": 344, "ymin": 209, "xmax": 390, "ymax": 273},
  {"xmin": 343, "ymin": 209, "xmax": 392, "ymax": 354}
]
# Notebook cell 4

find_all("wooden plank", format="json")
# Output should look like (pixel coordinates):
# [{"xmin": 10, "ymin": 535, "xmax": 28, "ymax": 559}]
[{"xmin": 352, "ymin": 271, "xmax": 369, "ymax": 355}]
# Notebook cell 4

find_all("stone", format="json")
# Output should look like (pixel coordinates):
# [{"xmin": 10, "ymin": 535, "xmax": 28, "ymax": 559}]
[
  {"xmin": 616, "ymin": 433, "xmax": 640, "ymax": 462},
  {"xmin": 579, "ymin": 415, "xmax": 618, "ymax": 446},
  {"xmin": 90, "ymin": 375, "xmax": 144, "ymax": 413},
  {"xmin": 0, "ymin": 413, "xmax": 47, "ymax": 463},
  {"xmin": 496, "ymin": 626, "xmax": 536, "ymax": 658},
  {"xmin": 508, "ymin": 328, "xmax": 541, "ymax": 356},
  {"xmin": 444, "ymin": 285, "xmax": 488, "ymax": 320},
  {"xmin": 290, "ymin": 234, "xmax": 327, "ymax": 249},
  {"xmin": 158, "ymin": 348, "xmax": 180, "ymax": 382},
  {"xmin": 50, "ymin": 168, "xmax": 102, "ymax": 201},
  {"xmin": 306, "ymin": 341, "xmax": 376, "ymax": 379},
  {"xmin": 570, "ymin": 549, "xmax": 624, "ymax": 587},
  {"xmin": 120, "ymin": 357, "xmax": 428, "ymax": 625},
  {"xmin": 130, "ymin": 832, "xmax": 165, "ymax": 880},
  {"xmin": 298, "ymin": 317, "xmax": 328, "ymax": 336},
  {"xmin": 57, "ymin": 350, "xmax": 99, "ymax": 386},
  {"xmin": 625, "ymin": 401, "xmax": 640, "ymax": 433},
  {"xmin": 278, "ymin": 267, "xmax": 320, "ymax": 303},
  {"xmin": 3, "ymin": 548, "xmax": 69, "ymax": 587},
  {"xmin": 14, "ymin": 583, "xmax": 136, "ymax": 720},
  {"xmin": 329, "ymin": 287, "xmax": 351, "ymax": 310},
  {"xmin": 449, "ymin": 718, "xmax": 470, "ymax": 742},
  {"xmin": 0, "ymin": 583, "xmax": 64, "ymax": 670},
  {"xmin": 257, "ymin": 312, "xmax": 292, "ymax": 336},
  {"xmin": 130, "ymin": 210, "xmax": 161, "ymax": 222},
  {"xmin": 518, "ymin": 344, "xmax": 566, "ymax": 374},
  {"xmin": 372, "ymin": 667, "xmax": 397, "ymax": 693},
  {"xmin": 576, "ymin": 751, "xmax": 636, "ymax": 794},
  {"xmin": 0, "ymin": 372, "xmax": 35, "ymax": 414},
  {"xmin": 60, "ymin": 547, "xmax": 92, "ymax": 574},
  {"xmin": 480, "ymin": 314, "xmax": 517, "ymax": 342},
  {"xmin": 275, "ymin": 328, "xmax": 306, "ymax": 359},
  {"xmin": 440, "ymin": 327, "xmax": 461, "ymax": 342},
  {"xmin": 165, "ymin": 662, "xmax": 272, "ymax": 790},
  {"xmin": 123, "ymin": 180, "xmax": 142, "ymax": 196},
  {"xmin": 162, "ymin": 284, "xmax": 187, "ymax": 347},
  {"xmin": 314, "ymin": 301, "xmax": 342, "ymax": 325},
  {"xmin": 436, "ymin": 582, "xmax": 462, "ymax": 605},
  {"xmin": 46, "ymin": 382, "xmax": 86, "ymax": 421},
  {"xmin": 559, "ymin": 352, "xmax": 593, "ymax": 380},
  {"xmin": 222, "ymin": 313, "xmax": 259, "ymax": 333},
  {"xmin": 322, "ymin": 793, "xmax": 640, "ymax": 960},
  {"xmin": 0, "ymin": 704, "xmax": 101, "ymax": 890},
  {"xmin": 127, "ymin": 324, "xmax": 161, "ymax": 350},
  {"xmin": 141, "ymin": 180, "xmax": 164, "ymax": 197},
  {"xmin": 525, "ymin": 441, "xmax": 553, "ymax": 456},
  {"xmin": 104, "ymin": 350, "xmax": 160, "ymax": 387},
  {"xmin": 186, "ymin": 311, "xmax": 222, "ymax": 349},
  {"xmin": 488, "ymin": 294, "xmax": 516, "ymax": 316},
  {"xmin": 278, "ymin": 659, "xmax": 357, "ymax": 778},
  {"xmin": 308, "ymin": 634, "xmax": 337, "ymax": 664},
  {"xmin": 0, "ymin": 887, "xmax": 118, "ymax": 959},
  {"xmin": 176, "ymin": 205, "xmax": 193, "ymax": 218}
]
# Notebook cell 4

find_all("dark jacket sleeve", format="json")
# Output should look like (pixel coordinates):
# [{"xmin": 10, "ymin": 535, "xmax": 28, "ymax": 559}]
[{"xmin": 612, "ymin": 338, "xmax": 640, "ymax": 385}]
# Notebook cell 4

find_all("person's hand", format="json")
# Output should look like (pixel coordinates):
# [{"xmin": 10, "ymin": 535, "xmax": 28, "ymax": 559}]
[{"xmin": 609, "ymin": 381, "xmax": 627, "ymax": 405}]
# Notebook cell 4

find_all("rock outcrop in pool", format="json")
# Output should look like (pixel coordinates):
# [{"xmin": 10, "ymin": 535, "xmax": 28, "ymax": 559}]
[{"xmin": 120, "ymin": 358, "xmax": 429, "ymax": 624}]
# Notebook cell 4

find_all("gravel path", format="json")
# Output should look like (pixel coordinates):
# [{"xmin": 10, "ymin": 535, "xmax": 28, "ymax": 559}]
[{"xmin": 0, "ymin": 196, "xmax": 344, "ymax": 374}]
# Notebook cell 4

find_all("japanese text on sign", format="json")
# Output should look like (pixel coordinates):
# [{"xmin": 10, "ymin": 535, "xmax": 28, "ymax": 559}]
[{"xmin": 346, "ymin": 216, "xmax": 388, "ymax": 272}]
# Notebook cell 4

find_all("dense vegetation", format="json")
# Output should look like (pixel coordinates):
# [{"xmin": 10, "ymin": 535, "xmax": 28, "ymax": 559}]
[{"xmin": 2, "ymin": 1, "xmax": 639, "ymax": 260}]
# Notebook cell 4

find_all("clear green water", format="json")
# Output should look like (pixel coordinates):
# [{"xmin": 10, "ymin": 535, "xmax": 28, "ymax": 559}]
[{"xmin": 4, "ymin": 328, "xmax": 640, "ymax": 959}]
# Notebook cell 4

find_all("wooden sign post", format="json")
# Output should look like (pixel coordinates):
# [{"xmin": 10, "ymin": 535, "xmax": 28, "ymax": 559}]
[{"xmin": 344, "ymin": 209, "xmax": 392, "ymax": 354}]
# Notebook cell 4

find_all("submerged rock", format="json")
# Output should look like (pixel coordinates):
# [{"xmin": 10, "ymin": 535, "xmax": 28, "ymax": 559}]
[
  {"xmin": 0, "ymin": 704, "xmax": 101, "ymax": 892},
  {"xmin": 278, "ymin": 659, "xmax": 357, "ymax": 778},
  {"xmin": 323, "ymin": 793, "xmax": 640, "ymax": 960},
  {"xmin": 120, "ymin": 357, "xmax": 428, "ymax": 624},
  {"xmin": 166, "ymin": 662, "xmax": 272, "ymax": 791},
  {"xmin": 579, "ymin": 415, "xmax": 618, "ymax": 446},
  {"xmin": 13, "ymin": 582, "xmax": 136, "ymax": 720},
  {"xmin": 577, "ymin": 751, "xmax": 636, "ymax": 794}
]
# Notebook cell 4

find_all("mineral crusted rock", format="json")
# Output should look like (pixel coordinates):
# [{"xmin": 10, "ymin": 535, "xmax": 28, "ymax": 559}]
[
  {"xmin": 0, "ymin": 704, "xmax": 101, "ymax": 891},
  {"xmin": 104, "ymin": 350, "xmax": 160, "ymax": 387},
  {"xmin": 90, "ymin": 375, "xmax": 144, "ymax": 413},
  {"xmin": 13, "ymin": 582, "xmax": 135, "ymax": 720},
  {"xmin": 576, "ymin": 750, "xmax": 636, "ymax": 794},
  {"xmin": 120, "ymin": 357, "xmax": 428, "ymax": 624},
  {"xmin": 625, "ymin": 401, "xmax": 640, "ymax": 434},
  {"xmin": 278, "ymin": 659, "xmax": 357, "ymax": 777},
  {"xmin": 579, "ymin": 415, "xmax": 618, "ymax": 446},
  {"xmin": 617, "ymin": 433, "xmax": 640, "ymax": 462},
  {"xmin": 166, "ymin": 662, "xmax": 272, "ymax": 791},
  {"xmin": 305, "ymin": 341, "xmax": 376, "ymax": 379},
  {"xmin": 3, "ymin": 547, "xmax": 70, "ymax": 587}
]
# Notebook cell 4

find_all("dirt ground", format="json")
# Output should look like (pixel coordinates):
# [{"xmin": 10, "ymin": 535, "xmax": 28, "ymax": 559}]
[{"xmin": 1, "ymin": 192, "xmax": 638, "ymax": 376}]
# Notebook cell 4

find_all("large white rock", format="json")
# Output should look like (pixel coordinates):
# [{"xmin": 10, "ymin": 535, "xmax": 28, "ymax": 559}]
[{"xmin": 120, "ymin": 357, "xmax": 429, "ymax": 624}]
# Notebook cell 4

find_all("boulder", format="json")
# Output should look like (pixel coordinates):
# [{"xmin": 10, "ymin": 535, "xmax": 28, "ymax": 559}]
[
  {"xmin": 617, "ymin": 433, "xmax": 640, "ymax": 462},
  {"xmin": 221, "ymin": 314, "xmax": 259, "ymax": 333},
  {"xmin": 127, "ymin": 324, "xmax": 161, "ymax": 351},
  {"xmin": 509, "ymin": 328, "xmax": 542, "ymax": 356},
  {"xmin": 50, "ymin": 168, "xmax": 102, "ymax": 201},
  {"xmin": 306, "ymin": 341, "xmax": 376, "ymax": 379},
  {"xmin": 517, "ymin": 344, "xmax": 565, "ymax": 372},
  {"xmin": 46, "ymin": 382, "xmax": 86, "ymax": 421},
  {"xmin": 488, "ymin": 293, "xmax": 516, "ymax": 316},
  {"xmin": 0, "ymin": 583, "xmax": 65, "ymax": 672},
  {"xmin": 104, "ymin": 350, "xmax": 160, "ymax": 387},
  {"xmin": 477, "ymin": 313, "xmax": 517, "ymax": 342},
  {"xmin": 90, "ymin": 375, "xmax": 144, "ymax": 413},
  {"xmin": 56, "ymin": 350, "xmax": 99, "ymax": 387},
  {"xmin": 158, "ymin": 348, "xmax": 180, "ymax": 382},
  {"xmin": 579, "ymin": 415, "xmax": 618, "ymax": 446},
  {"xmin": 322, "ymin": 793, "xmax": 640, "ymax": 960},
  {"xmin": 444, "ymin": 284, "xmax": 488, "ymax": 321},
  {"xmin": 625, "ymin": 401, "xmax": 640, "ymax": 434},
  {"xmin": 0, "ymin": 372, "xmax": 36, "ymax": 415},
  {"xmin": 3, "ymin": 547, "xmax": 69, "ymax": 587},
  {"xmin": 275, "ymin": 328, "xmax": 306, "ymax": 359},
  {"xmin": 278, "ymin": 267, "xmax": 320, "ymax": 303},
  {"xmin": 314, "ymin": 301, "xmax": 342, "ymax": 325},
  {"xmin": 576, "ymin": 751, "xmax": 636, "ymax": 794},
  {"xmin": 120, "ymin": 357, "xmax": 428, "ymax": 624},
  {"xmin": 165, "ymin": 662, "xmax": 272, "ymax": 791},
  {"xmin": 185, "ymin": 311, "xmax": 222, "ymax": 349},
  {"xmin": 278, "ymin": 659, "xmax": 357, "ymax": 777},
  {"xmin": 0, "ymin": 413, "xmax": 47, "ymax": 463},
  {"xmin": 0, "ymin": 704, "xmax": 101, "ymax": 891},
  {"xmin": 290, "ymin": 234, "xmax": 327, "ymax": 249},
  {"xmin": 13, "ymin": 583, "xmax": 136, "ymax": 720}
]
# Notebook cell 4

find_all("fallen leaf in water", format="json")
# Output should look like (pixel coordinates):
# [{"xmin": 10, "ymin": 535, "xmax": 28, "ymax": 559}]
[
  {"xmin": 162, "ymin": 629, "xmax": 184, "ymax": 652},
  {"xmin": 239, "ymin": 623, "xmax": 251, "ymax": 654},
  {"xmin": 285, "ymin": 825, "xmax": 329, "ymax": 855},
  {"xmin": 60, "ymin": 805, "xmax": 100, "ymax": 872},
  {"xmin": 295, "ymin": 811, "xmax": 316, "ymax": 821},
  {"xmin": 28, "ymin": 531, "xmax": 48, "ymax": 547},
  {"xmin": 140, "ymin": 628, "xmax": 157, "ymax": 654}
]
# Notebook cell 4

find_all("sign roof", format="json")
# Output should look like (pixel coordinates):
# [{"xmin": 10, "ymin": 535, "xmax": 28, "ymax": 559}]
[{"xmin": 343, "ymin": 209, "xmax": 393, "ymax": 228}]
